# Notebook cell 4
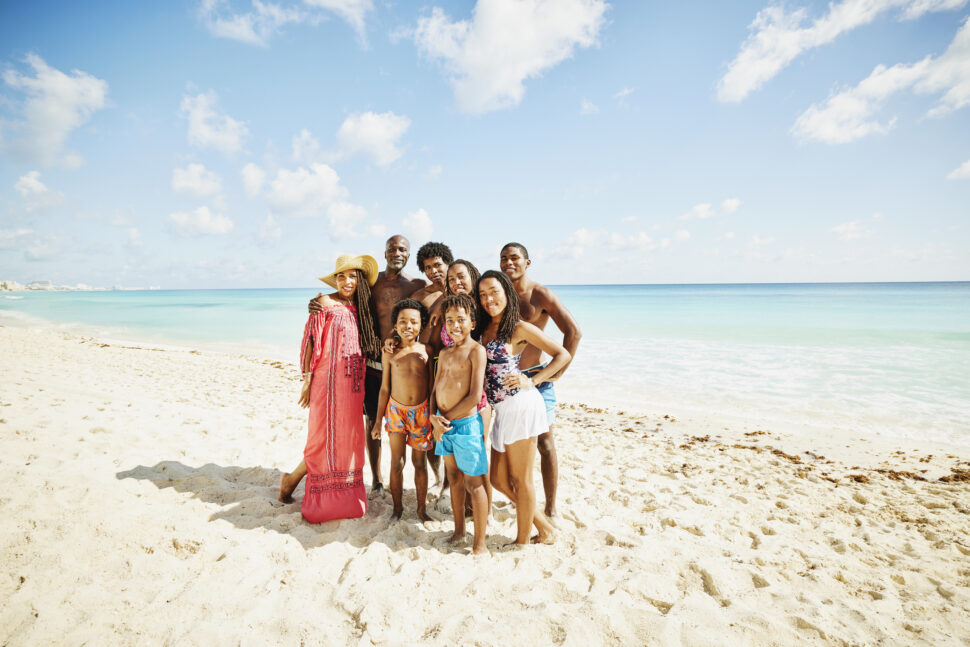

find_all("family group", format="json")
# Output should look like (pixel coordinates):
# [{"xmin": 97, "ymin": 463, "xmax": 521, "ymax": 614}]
[{"xmin": 277, "ymin": 237, "xmax": 582, "ymax": 555}]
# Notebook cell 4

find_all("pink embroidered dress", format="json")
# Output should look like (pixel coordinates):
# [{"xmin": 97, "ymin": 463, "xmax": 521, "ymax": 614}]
[{"xmin": 299, "ymin": 305, "xmax": 366, "ymax": 523}]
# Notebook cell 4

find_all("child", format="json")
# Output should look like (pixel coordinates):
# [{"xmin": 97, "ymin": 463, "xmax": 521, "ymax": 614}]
[
  {"xmin": 430, "ymin": 294, "xmax": 489, "ymax": 556},
  {"xmin": 370, "ymin": 298, "xmax": 434, "ymax": 521}
]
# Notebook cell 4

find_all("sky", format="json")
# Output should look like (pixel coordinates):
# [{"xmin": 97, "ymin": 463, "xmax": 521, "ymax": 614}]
[{"xmin": 0, "ymin": 0, "xmax": 968, "ymax": 288}]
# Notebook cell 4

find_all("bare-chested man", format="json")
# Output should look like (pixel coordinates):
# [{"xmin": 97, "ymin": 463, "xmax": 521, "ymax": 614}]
[
  {"xmin": 310, "ymin": 235, "xmax": 426, "ymax": 492},
  {"xmin": 500, "ymin": 242, "xmax": 582, "ymax": 517},
  {"xmin": 410, "ymin": 241, "xmax": 453, "ymax": 345}
]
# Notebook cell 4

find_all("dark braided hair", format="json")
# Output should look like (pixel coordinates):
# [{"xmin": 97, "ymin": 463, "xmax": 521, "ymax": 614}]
[
  {"xmin": 352, "ymin": 269, "xmax": 381, "ymax": 362},
  {"xmin": 391, "ymin": 298, "xmax": 429, "ymax": 330},
  {"xmin": 476, "ymin": 270, "xmax": 519, "ymax": 343},
  {"xmin": 441, "ymin": 293, "xmax": 477, "ymax": 326},
  {"xmin": 445, "ymin": 259, "xmax": 481, "ymax": 300}
]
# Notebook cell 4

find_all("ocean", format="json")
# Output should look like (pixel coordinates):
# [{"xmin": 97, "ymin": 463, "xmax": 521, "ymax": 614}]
[{"xmin": 3, "ymin": 282, "xmax": 968, "ymax": 445}]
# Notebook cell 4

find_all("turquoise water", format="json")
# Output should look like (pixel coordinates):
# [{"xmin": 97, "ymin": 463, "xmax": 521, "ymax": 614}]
[{"xmin": 3, "ymin": 283, "xmax": 968, "ymax": 443}]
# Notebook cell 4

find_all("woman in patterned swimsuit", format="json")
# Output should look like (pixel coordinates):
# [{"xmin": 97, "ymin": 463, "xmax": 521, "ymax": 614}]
[
  {"xmin": 476, "ymin": 270, "xmax": 570, "ymax": 545},
  {"xmin": 278, "ymin": 254, "xmax": 381, "ymax": 523}
]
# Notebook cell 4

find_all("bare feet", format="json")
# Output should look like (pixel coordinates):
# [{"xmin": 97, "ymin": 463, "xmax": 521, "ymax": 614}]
[
  {"xmin": 278, "ymin": 473, "xmax": 297, "ymax": 503},
  {"xmin": 447, "ymin": 532, "xmax": 467, "ymax": 545},
  {"xmin": 392, "ymin": 506, "xmax": 403, "ymax": 520},
  {"xmin": 544, "ymin": 504, "xmax": 557, "ymax": 518},
  {"xmin": 371, "ymin": 481, "xmax": 384, "ymax": 493},
  {"xmin": 530, "ymin": 531, "xmax": 555, "ymax": 545},
  {"xmin": 417, "ymin": 508, "xmax": 433, "ymax": 523},
  {"xmin": 472, "ymin": 544, "xmax": 490, "ymax": 556}
]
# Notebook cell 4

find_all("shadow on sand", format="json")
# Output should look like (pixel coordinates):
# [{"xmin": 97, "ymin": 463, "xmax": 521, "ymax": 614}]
[{"xmin": 115, "ymin": 461, "xmax": 469, "ymax": 551}]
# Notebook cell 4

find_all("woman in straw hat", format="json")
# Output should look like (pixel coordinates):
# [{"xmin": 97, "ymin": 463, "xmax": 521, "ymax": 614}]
[{"xmin": 279, "ymin": 254, "xmax": 382, "ymax": 523}]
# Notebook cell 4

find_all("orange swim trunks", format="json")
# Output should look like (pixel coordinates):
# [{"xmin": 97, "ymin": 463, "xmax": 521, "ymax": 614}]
[{"xmin": 384, "ymin": 397, "xmax": 433, "ymax": 451}]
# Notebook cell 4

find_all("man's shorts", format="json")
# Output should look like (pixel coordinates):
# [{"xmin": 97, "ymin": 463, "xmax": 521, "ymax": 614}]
[
  {"xmin": 364, "ymin": 364, "xmax": 382, "ymax": 421},
  {"xmin": 434, "ymin": 412, "xmax": 488, "ymax": 476},
  {"xmin": 522, "ymin": 364, "xmax": 556, "ymax": 426},
  {"xmin": 384, "ymin": 397, "xmax": 433, "ymax": 451}
]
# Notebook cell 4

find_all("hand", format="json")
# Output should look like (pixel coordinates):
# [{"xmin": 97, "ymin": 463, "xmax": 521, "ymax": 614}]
[
  {"xmin": 430, "ymin": 414, "xmax": 451, "ymax": 443},
  {"xmin": 382, "ymin": 336, "xmax": 399, "ymax": 355},
  {"xmin": 370, "ymin": 425, "xmax": 382, "ymax": 440},
  {"xmin": 502, "ymin": 372, "xmax": 533, "ymax": 390},
  {"xmin": 428, "ymin": 309, "xmax": 442, "ymax": 330},
  {"xmin": 308, "ymin": 293, "xmax": 323, "ymax": 314},
  {"xmin": 298, "ymin": 375, "xmax": 312, "ymax": 408}
]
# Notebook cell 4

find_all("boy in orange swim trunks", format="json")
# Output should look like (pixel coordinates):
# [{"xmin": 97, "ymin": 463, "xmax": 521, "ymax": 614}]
[{"xmin": 370, "ymin": 298, "xmax": 434, "ymax": 521}]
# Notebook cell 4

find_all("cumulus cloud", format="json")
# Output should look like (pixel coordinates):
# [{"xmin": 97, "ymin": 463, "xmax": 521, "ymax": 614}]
[
  {"xmin": 679, "ymin": 198, "xmax": 741, "ymax": 220},
  {"xmin": 328, "ymin": 202, "xmax": 368, "ymax": 240},
  {"xmin": 334, "ymin": 112, "xmax": 411, "ymax": 166},
  {"xmin": 1, "ymin": 54, "xmax": 108, "ymax": 167},
  {"xmin": 716, "ymin": 0, "xmax": 968, "ymax": 103},
  {"xmin": 609, "ymin": 231, "xmax": 653, "ymax": 250},
  {"xmin": 412, "ymin": 0, "xmax": 607, "ymax": 114},
  {"xmin": 402, "ymin": 208, "xmax": 433, "ymax": 241},
  {"xmin": 267, "ymin": 163, "xmax": 348, "ymax": 217},
  {"xmin": 241, "ymin": 162, "xmax": 266, "ymax": 196},
  {"xmin": 792, "ymin": 16, "xmax": 970, "ymax": 143},
  {"xmin": 24, "ymin": 234, "xmax": 61, "ymax": 261},
  {"xmin": 613, "ymin": 87, "xmax": 634, "ymax": 100},
  {"xmin": 0, "ymin": 228, "xmax": 34, "ymax": 250},
  {"xmin": 831, "ymin": 220, "xmax": 872, "ymax": 240},
  {"xmin": 292, "ymin": 128, "xmax": 323, "ymax": 165},
  {"xmin": 14, "ymin": 171, "xmax": 64, "ymax": 211},
  {"xmin": 199, "ymin": 0, "xmax": 372, "ymax": 45},
  {"xmin": 947, "ymin": 159, "xmax": 970, "ymax": 178},
  {"xmin": 180, "ymin": 91, "xmax": 249, "ymax": 153},
  {"xmin": 172, "ymin": 163, "xmax": 222, "ymax": 196},
  {"xmin": 168, "ymin": 206, "xmax": 234, "ymax": 236},
  {"xmin": 674, "ymin": 228, "xmax": 691, "ymax": 242},
  {"xmin": 580, "ymin": 97, "xmax": 599, "ymax": 114},
  {"xmin": 259, "ymin": 213, "xmax": 281, "ymax": 244}
]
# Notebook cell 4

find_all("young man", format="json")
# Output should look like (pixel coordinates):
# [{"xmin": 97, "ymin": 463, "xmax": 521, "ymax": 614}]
[
  {"xmin": 310, "ymin": 235, "xmax": 426, "ymax": 492},
  {"xmin": 500, "ymin": 242, "xmax": 582, "ymax": 517},
  {"xmin": 410, "ymin": 241, "xmax": 453, "ymax": 344}
]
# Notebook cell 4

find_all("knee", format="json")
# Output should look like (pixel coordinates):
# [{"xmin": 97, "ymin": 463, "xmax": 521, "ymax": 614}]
[
  {"xmin": 413, "ymin": 459, "xmax": 427, "ymax": 475},
  {"xmin": 507, "ymin": 473, "xmax": 521, "ymax": 493},
  {"xmin": 537, "ymin": 433, "xmax": 555, "ymax": 455}
]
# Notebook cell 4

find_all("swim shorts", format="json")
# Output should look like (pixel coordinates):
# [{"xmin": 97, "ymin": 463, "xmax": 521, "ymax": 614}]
[
  {"xmin": 363, "ymin": 362, "xmax": 382, "ymax": 420},
  {"xmin": 434, "ymin": 412, "xmax": 488, "ymax": 476},
  {"xmin": 522, "ymin": 364, "xmax": 556, "ymax": 426},
  {"xmin": 384, "ymin": 397, "xmax": 433, "ymax": 451},
  {"xmin": 490, "ymin": 387, "xmax": 548, "ymax": 453}
]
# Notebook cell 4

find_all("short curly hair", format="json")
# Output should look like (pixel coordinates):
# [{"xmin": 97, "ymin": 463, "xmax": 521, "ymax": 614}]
[
  {"xmin": 441, "ymin": 293, "xmax": 477, "ymax": 326},
  {"xmin": 390, "ymin": 298, "xmax": 429, "ymax": 330},
  {"xmin": 501, "ymin": 242, "xmax": 529, "ymax": 260},
  {"xmin": 416, "ymin": 241, "xmax": 453, "ymax": 270}
]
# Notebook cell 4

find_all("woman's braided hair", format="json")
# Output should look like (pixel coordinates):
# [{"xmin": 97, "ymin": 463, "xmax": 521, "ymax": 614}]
[{"xmin": 352, "ymin": 269, "xmax": 381, "ymax": 362}]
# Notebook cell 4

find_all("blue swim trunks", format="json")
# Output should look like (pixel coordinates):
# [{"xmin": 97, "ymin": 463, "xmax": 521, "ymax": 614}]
[
  {"xmin": 522, "ymin": 364, "xmax": 556, "ymax": 426},
  {"xmin": 434, "ymin": 412, "xmax": 488, "ymax": 477}
]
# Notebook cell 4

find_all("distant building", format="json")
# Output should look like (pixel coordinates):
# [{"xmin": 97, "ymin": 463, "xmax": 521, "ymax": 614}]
[{"xmin": 27, "ymin": 280, "xmax": 53, "ymax": 290}]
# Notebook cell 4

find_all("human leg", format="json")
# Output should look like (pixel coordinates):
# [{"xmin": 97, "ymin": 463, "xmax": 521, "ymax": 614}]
[
  {"xmin": 278, "ymin": 459, "xmax": 306, "ymax": 503},
  {"xmin": 464, "ymin": 473, "xmax": 489, "ymax": 555},
  {"xmin": 387, "ymin": 434, "xmax": 406, "ymax": 518},
  {"xmin": 537, "ymin": 429, "xmax": 558, "ymax": 517},
  {"xmin": 506, "ymin": 437, "xmax": 554, "ymax": 544},
  {"xmin": 444, "ymin": 455, "xmax": 466, "ymax": 542},
  {"xmin": 363, "ymin": 368, "xmax": 384, "ymax": 491},
  {"xmin": 412, "ymin": 448, "xmax": 432, "ymax": 522}
]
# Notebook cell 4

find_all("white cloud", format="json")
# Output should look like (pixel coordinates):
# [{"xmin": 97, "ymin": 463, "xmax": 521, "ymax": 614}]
[
  {"xmin": 24, "ymin": 234, "xmax": 61, "ymax": 261},
  {"xmin": 334, "ymin": 112, "xmax": 410, "ymax": 166},
  {"xmin": 267, "ymin": 163, "xmax": 348, "ymax": 218},
  {"xmin": 674, "ymin": 228, "xmax": 691, "ymax": 242},
  {"xmin": 259, "ymin": 213, "xmax": 281, "ymax": 244},
  {"xmin": 168, "ymin": 206, "xmax": 234, "ymax": 236},
  {"xmin": 172, "ymin": 163, "xmax": 222, "ymax": 196},
  {"xmin": 716, "ymin": 0, "xmax": 968, "ymax": 103},
  {"xmin": 180, "ymin": 91, "xmax": 249, "ymax": 153},
  {"xmin": 721, "ymin": 197, "xmax": 742, "ymax": 213},
  {"xmin": 425, "ymin": 164, "xmax": 443, "ymax": 179},
  {"xmin": 328, "ymin": 202, "xmax": 368, "ymax": 240},
  {"xmin": 1, "ymin": 54, "xmax": 108, "ymax": 167},
  {"xmin": 723, "ymin": 231, "xmax": 736, "ymax": 240},
  {"xmin": 831, "ymin": 220, "xmax": 872, "ymax": 240},
  {"xmin": 609, "ymin": 231, "xmax": 653, "ymax": 250},
  {"xmin": 613, "ymin": 87, "xmax": 634, "ymax": 100},
  {"xmin": 292, "ymin": 128, "xmax": 323, "ymax": 165},
  {"xmin": 580, "ymin": 97, "xmax": 599, "ymax": 114},
  {"xmin": 680, "ymin": 198, "xmax": 741, "ymax": 220},
  {"xmin": 0, "ymin": 228, "xmax": 34, "ymax": 250},
  {"xmin": 365, "ymin": 223, "xmax": 387, "ymax": 237},
  {"xmin": 750, "ymin": 234, "xmax": 776, "ymax": 246},
  {"xmin": 126, "ymin": 227, "xmax": 142, "ymax": 248},
  {"xmin": 947, "ymin": 159, "xmax": 970, "ymax": 179},
  {"xmin": 621, "ymin": 215, "xmax": 637, "ymax": 223},
  {"xmin": 14, "ymin": 171, "xmax": 64, "ymax": 212},
  {"xmin": 241, "ymin": 162, "xmax": 266, "ymax": 196},
  {"xmin": 199, "ymin": 0, "xmax": 373, "ymax": 46},
  {"xmin": 402, "ymin": 208, "xmax": 434, "ymax": 241},
  {"xmin": 793, "ymin": 16, "xmax": 970, "ymax": 143},
  {"xmin": 412, "ymin": 0, "xmax": 608, "ymax": 114}
]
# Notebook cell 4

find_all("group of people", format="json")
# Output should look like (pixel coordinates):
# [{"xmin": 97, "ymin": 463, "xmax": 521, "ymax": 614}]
[{"xmin": 277, "ymin": 236, "xmax": 582, "ymax": 554}]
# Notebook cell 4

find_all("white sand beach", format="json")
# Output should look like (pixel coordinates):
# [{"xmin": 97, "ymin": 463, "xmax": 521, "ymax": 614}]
[{"xmin": 1, "ymin": 325, "xmax": 969, "ymax": 646}]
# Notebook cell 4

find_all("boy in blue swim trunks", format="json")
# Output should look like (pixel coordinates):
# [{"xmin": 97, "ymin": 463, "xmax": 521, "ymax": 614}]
[
  {"xmin": 370, "ymin": 299, "xmax": 434, "ymax": 521},
  {"xmin": 430, "ymin": 294, "xmax": 489, "ymax": 556}
]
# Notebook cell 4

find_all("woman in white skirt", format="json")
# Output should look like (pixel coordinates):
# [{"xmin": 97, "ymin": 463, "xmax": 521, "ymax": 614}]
[{"xmin": 476, "ymin": 270, "xmax": 570, "ymax": 545}]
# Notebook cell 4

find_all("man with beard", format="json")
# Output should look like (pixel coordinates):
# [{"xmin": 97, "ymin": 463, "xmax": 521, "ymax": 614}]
[
  {"xmin": 311, "ymin": 235, "xmax": 427, "ymax": 492},
  {"xmin": 500, "ymin": 242, "xmax": 582, "ymax": 517}
]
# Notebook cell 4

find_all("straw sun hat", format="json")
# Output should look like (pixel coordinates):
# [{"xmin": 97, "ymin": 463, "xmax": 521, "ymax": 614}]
[{"xmin": 317, "ymin": 254, "xmax": 379, "ymax": 288}]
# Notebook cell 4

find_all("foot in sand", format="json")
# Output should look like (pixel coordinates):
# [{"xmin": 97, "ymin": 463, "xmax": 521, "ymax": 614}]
[
  {"xmin": 531, "ymin": 531, "xmax": 555, "ymax": 545},
  {"xmin": 544, "ymin": 504, "xmax": 557, "ymax": 518},
  {"xmin": 278, "ymin": 473, "xmax": 298, "ymax": 503},
  {"xmin": 447, "ymin": 532, "xmax": 468, "ymax": 546},
  {"xmin": 417, "ymin": 508, "xmax": 433, "ymax": 523},
  {"xmin": 391, "ymin": 506, "xmax": 403, "ymax": 520}
]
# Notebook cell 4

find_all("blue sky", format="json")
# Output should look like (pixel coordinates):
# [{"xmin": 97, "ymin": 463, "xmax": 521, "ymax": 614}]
[{"xmin": 1, "ymin": 0, "xmax": 968, "ymax": 288}]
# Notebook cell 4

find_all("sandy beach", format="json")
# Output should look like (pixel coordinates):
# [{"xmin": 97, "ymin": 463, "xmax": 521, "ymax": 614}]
[{"xmin": 1, "ymin": 324, "xmax": 969, "ymax": 646}]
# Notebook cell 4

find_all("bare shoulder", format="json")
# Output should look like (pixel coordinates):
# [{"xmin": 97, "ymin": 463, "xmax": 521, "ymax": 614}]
[
  {"xmin": 317, "ymin": 292, "xmax": 342, "ymax": 307},
  {"xmin": 530, "ymin": 282, "xmax": 561, "ymax": 309}
]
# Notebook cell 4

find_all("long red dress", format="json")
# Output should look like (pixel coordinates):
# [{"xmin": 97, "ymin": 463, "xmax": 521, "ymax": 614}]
[{"xmin": 299, "ymin": 305, "xmax": 367, "ymax": 523}]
